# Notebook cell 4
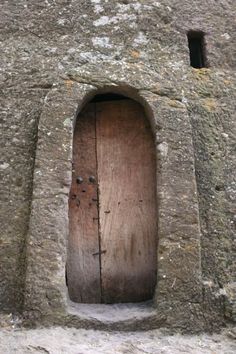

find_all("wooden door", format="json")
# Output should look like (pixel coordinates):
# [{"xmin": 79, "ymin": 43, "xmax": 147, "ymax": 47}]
[
  {"xmin": 67, "ymin": 104, "xmax": 101, "ymax": 303},
  {"xmin": 67, "ymin": 99, "xmax": 157, "ymax": 303}
]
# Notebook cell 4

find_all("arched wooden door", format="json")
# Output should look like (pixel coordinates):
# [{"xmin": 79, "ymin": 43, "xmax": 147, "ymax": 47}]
[{"xmin": 67, "ymin": 97, "xmax": 157, "ymax": 303}]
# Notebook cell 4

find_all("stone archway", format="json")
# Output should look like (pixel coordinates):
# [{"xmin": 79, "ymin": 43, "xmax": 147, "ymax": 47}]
[{"xmin": 24, "ymin": 75, "xmax": 202, "ymax": 330}]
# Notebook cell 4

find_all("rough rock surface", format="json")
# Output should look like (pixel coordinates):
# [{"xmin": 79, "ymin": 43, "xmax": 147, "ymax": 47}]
[
  {"xmin": 0, "ymin": 0, "xmax": 235, "ymax": 332},
  {"xmin": 0, "ymin": 327, "xmax": 236, "ymax": 354}
]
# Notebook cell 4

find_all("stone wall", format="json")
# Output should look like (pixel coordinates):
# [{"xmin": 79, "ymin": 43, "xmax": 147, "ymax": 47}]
[{"xmin": 0, "ymin": 0, "xmax": 235, "ymax": 331}]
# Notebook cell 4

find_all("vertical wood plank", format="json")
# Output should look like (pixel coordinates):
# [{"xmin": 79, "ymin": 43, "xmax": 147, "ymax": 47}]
[
  {"xmin": 96, "ymin": 100, "xmax": 157, "ymax": 303},
  {"xmin": 67, "ymin": 103, "xmax": 101, "ymax": 303}
]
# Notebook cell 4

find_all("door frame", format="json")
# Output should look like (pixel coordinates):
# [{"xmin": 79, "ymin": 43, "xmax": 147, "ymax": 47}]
[{"xmin": 24, "ymin": 79, "xmax": 202, "ymax": 329}]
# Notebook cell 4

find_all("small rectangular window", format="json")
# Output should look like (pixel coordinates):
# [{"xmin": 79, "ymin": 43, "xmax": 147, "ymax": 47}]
[{"xmin": 187, "ymin": 31, "xmax": 207, "ymax": 68}]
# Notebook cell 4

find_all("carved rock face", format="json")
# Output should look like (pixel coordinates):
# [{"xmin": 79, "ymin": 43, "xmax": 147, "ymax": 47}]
[{"xmin": 0, "ymin": 0, "xmax": 235, "ymax": 331}]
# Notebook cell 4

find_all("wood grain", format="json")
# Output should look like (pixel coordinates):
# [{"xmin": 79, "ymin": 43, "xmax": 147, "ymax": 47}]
[
  {"xmin": 67, "ymin": 103, "xmax": 101, "ymax": 303},
  {"xmin": 96, "ymin": 100, "xmax": 158, "ymax": 303}
]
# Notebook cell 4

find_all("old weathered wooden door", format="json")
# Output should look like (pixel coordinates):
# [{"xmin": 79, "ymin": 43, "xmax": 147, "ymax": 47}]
[{"xmin": 67, "ymin": 98, "xmax": 157, "ymax": 304}]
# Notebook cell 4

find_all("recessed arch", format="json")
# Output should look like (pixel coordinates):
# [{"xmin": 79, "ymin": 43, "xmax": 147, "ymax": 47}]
[
  {"xmin": 67, "ymin": 91, "xmax": 158, "ymax": 304},
  {"xmin": 24, "ymin": 76, "xmax": 203, "ymax": 330},
  {"xmin": 73, "ymin": 86, "xmax": 157, "ymax": 136}
]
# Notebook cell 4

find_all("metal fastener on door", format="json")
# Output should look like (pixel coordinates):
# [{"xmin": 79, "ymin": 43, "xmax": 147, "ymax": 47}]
[
  {"xmin": 76, "ymin": 176, "xmax": 83, "ymax": 184},
  {"xmin": 89, "ymin": 176, "xmax": 96, "ymax": 183}
]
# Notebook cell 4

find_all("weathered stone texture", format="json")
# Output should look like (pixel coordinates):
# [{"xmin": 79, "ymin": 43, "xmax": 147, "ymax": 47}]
[
  {"xmin": 0, "ymin": 90, "xmax": 46, "ymax": 311},
  {"xmin": 0, "ymin": 0, "xmax": 235, "ymax": 331}
]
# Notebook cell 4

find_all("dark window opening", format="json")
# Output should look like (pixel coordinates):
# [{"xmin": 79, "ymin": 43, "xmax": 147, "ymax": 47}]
[{"xmin": 187, "ymin": 31, "xmax": 207, "ymax": 68}]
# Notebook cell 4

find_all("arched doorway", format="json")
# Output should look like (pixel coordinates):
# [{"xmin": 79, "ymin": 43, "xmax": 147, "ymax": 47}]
[{"xmin": 67, "ymin": 93, "xmax": 158, "ymax": 304}]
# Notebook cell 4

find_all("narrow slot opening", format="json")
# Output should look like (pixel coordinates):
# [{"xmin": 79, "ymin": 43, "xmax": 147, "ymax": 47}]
[
  {"xmin": 90, "ymin": 93, "xmax": 128, "ymax": 102},
  {"xmin": 187, "ymin": 31, "xmax": 207, "ymax": 68}
]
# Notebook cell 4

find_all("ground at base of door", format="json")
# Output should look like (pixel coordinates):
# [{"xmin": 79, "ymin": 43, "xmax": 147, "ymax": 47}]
[{"xmin": 0, "ymin": 326, "xmax": 235, "ymax": 354}]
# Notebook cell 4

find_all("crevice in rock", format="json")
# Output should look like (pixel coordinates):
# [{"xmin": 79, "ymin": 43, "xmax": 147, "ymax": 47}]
[{"xmin": 21, "ymin": 99, "xmax": 48, "ymax": 314}]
